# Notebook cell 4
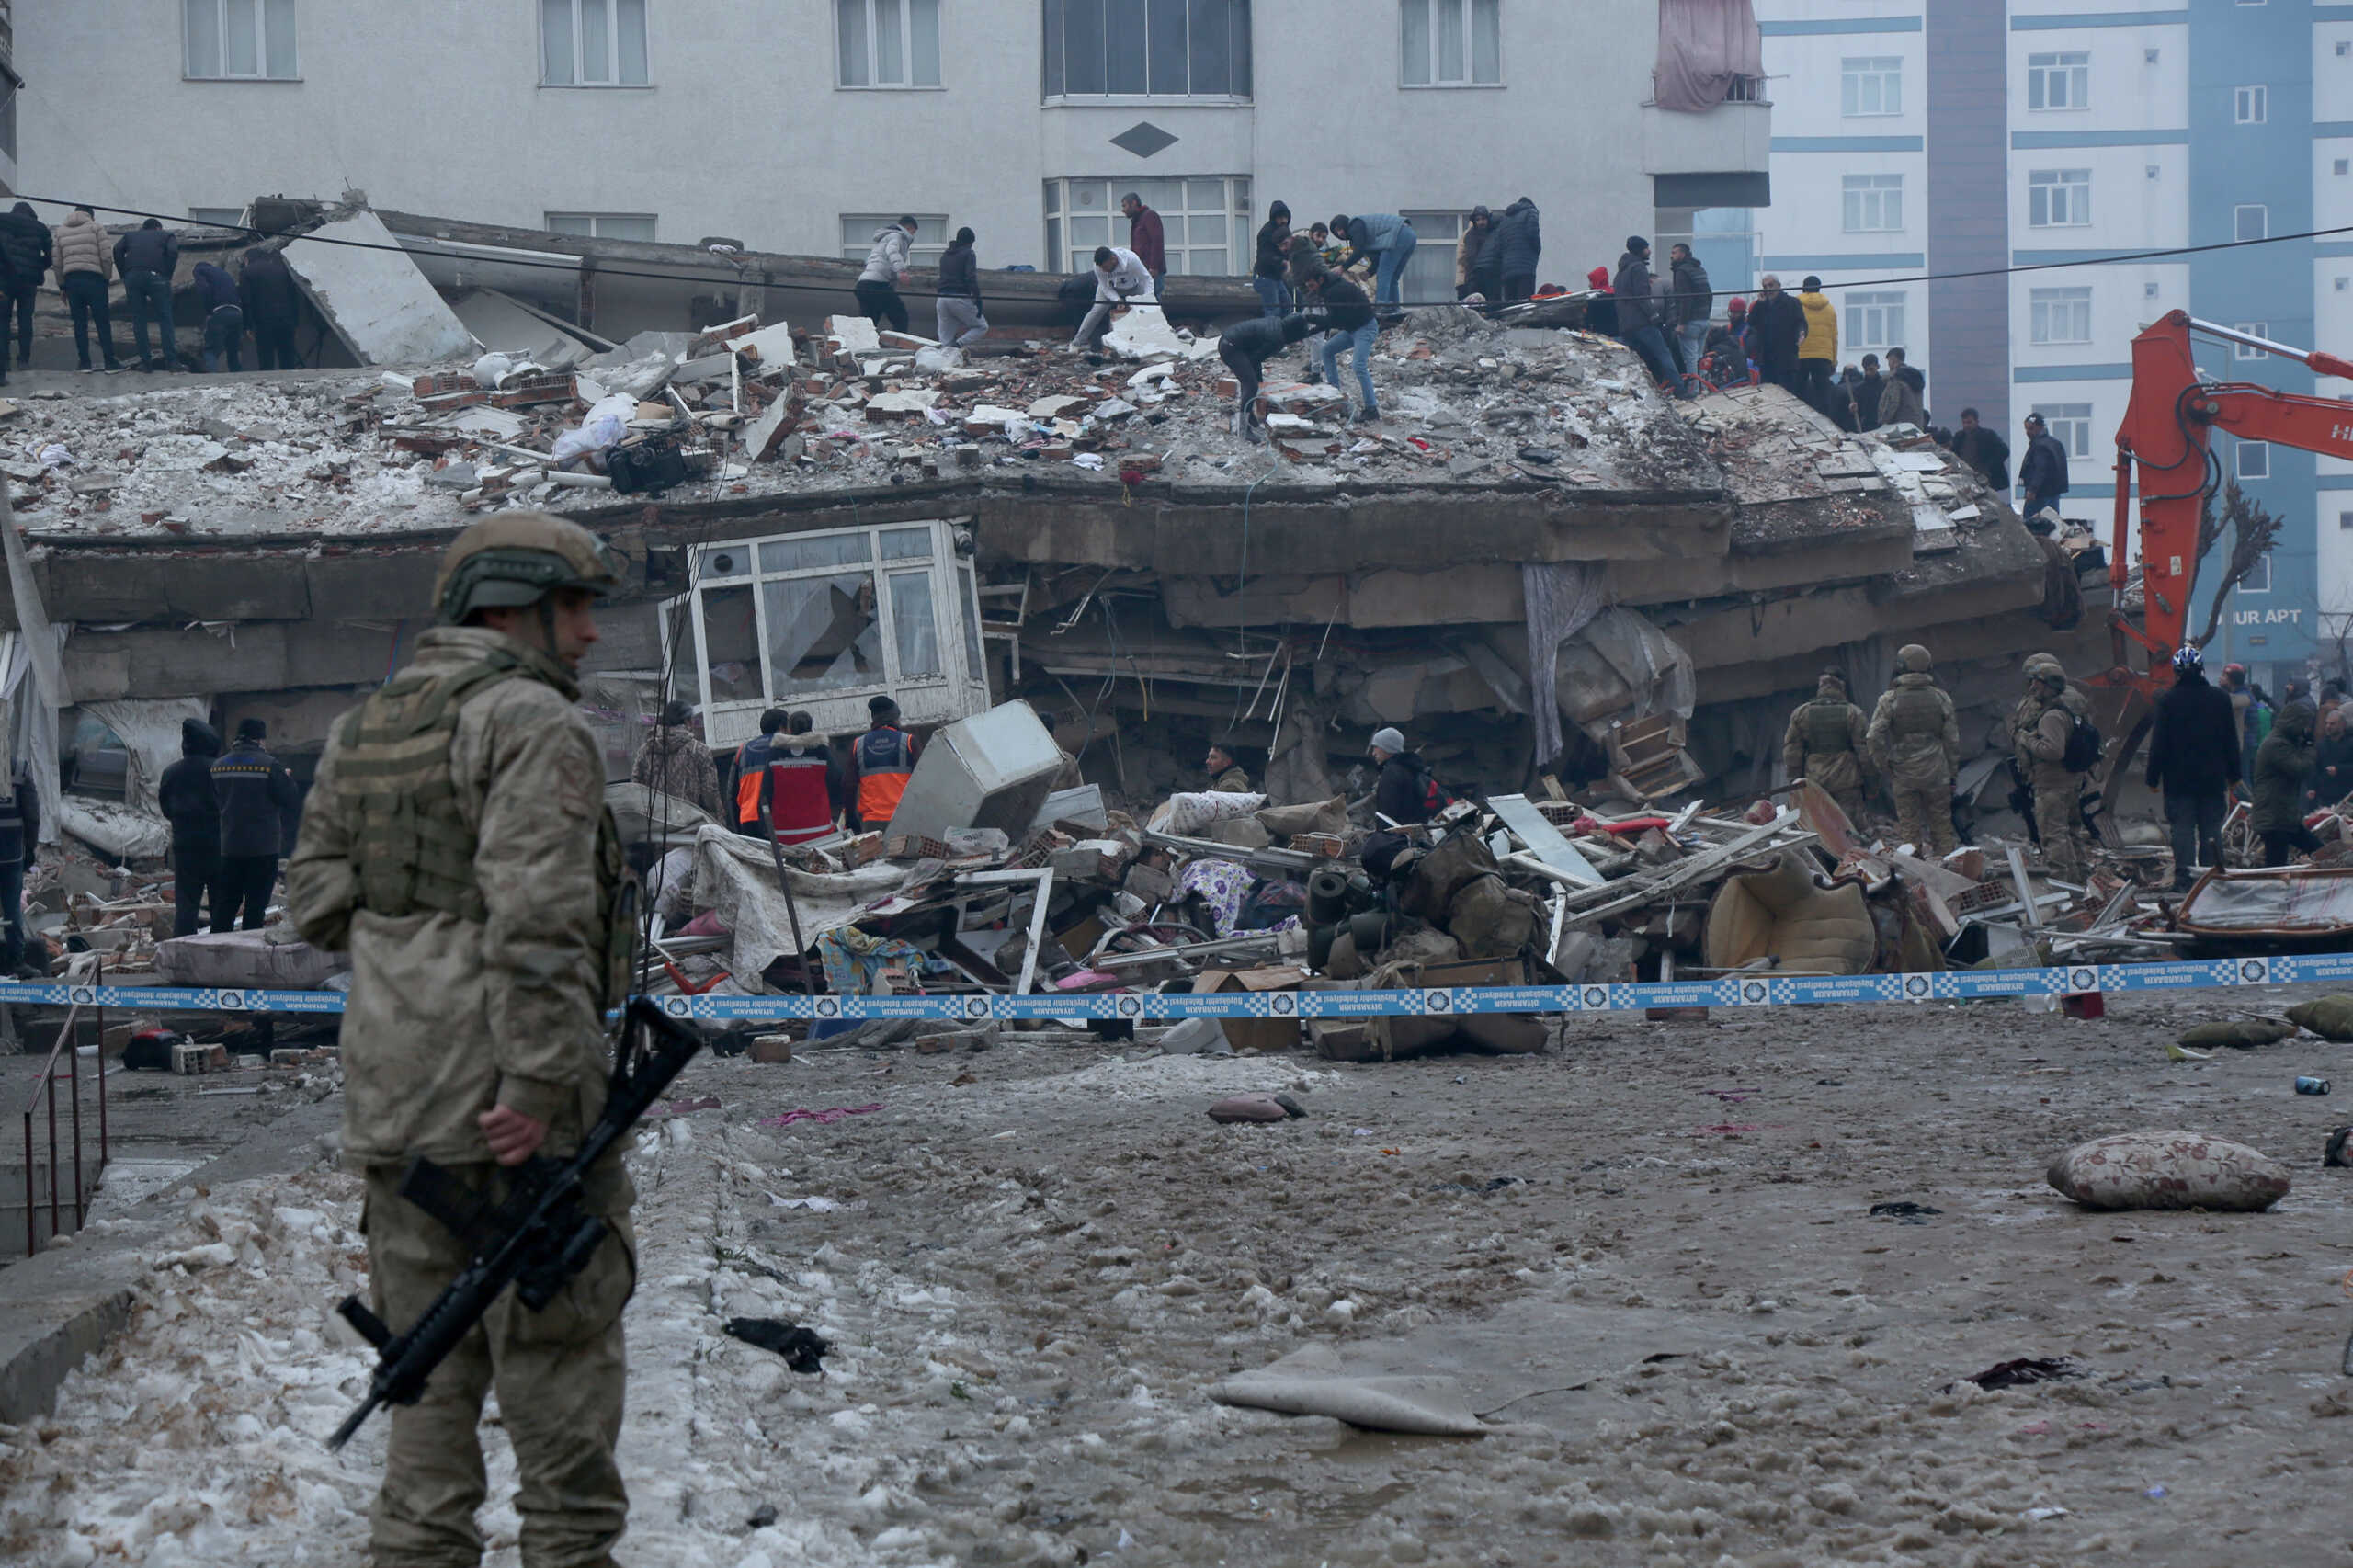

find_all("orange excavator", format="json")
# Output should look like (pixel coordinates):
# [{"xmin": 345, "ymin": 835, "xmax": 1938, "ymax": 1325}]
[{"xmin": 2097, "ymin": 312, "xmax": 2353, "ymax": 748}]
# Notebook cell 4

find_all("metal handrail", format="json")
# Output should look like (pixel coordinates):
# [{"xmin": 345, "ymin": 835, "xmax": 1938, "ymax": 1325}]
[{"xmin": 17, "ymin": 957, "xmax": 105, "ymax": 1258}]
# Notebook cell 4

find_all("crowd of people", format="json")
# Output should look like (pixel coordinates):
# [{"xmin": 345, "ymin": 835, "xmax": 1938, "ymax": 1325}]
[{"xmin": 26, "ymin": 209, "xmax": 304, "ymax": 375}]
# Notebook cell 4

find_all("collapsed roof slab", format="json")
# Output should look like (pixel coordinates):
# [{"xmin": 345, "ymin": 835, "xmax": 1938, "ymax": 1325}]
[{"xmin": 287, "ymin": 210, "xmax": 475, "ymax": 366}]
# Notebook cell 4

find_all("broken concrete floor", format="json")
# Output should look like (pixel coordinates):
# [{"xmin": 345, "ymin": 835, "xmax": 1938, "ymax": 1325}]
[{"xmin": 5, "ymin": 987, "xmax": 2350, "ymax": 1565}]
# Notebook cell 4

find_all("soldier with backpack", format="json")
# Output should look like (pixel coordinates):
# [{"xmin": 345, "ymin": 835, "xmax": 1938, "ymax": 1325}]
[{"xmin": 2018, "ymin": 654, "xmax": 2097, "ymax": 881}]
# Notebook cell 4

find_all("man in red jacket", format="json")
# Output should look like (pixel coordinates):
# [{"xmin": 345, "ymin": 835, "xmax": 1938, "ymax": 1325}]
[{"xmin": 1122, "ymin": 193, "xmax": 1166, "ymax": 301}]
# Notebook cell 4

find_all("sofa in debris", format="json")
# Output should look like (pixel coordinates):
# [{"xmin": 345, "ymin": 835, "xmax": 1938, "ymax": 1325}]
[{"xmin": 1700, "ymin": 848, "xmax": 1874, "ymax": 975}]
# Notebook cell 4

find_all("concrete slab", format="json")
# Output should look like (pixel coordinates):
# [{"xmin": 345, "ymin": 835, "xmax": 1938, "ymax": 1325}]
[{"xmin": 287, "ymin": 210, "xmax": 473, "ymax": 365}]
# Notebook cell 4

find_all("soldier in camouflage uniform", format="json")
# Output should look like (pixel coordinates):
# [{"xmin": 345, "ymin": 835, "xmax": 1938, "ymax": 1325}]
[
  {"xmin": 1781, "ymin": 668, "xmax": 1874, "ymax": 823},
  {"xmin": 2016, "ymin": 653, "xmax": 2093, "ymax": 882},
  {"xmin": 289, "ymin": 513, "xmax": 637, "ymax": 1568},
  {"xmin": 1866, "ymin": 643, "xmax": 1962, "ymax": 854}
]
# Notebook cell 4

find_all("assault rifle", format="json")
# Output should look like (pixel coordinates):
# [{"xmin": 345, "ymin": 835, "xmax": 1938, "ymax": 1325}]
[{"xmin": 325, "ymin": 996, "xmax": 705, "ymax": 1450}]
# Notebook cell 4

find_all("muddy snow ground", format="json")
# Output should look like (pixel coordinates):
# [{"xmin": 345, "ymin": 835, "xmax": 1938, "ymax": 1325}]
[{"xmin": 6, "ymin": 984, "xmax": 2353, "ymax": 1567}]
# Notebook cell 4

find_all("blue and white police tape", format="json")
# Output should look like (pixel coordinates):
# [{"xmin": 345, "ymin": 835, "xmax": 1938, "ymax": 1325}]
[{"xmin": 3, "ymin": 950, "xmax": 2338, "ymax": 1024}]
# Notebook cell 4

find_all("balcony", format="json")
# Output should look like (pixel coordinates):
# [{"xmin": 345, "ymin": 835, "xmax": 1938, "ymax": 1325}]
[{"xmin": 1642, "ymin": 85, "xmax": 1772, "ymax": 207}]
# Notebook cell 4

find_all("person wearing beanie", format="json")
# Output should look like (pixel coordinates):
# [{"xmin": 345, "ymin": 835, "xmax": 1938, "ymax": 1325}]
[
  {"xmin": 1255, "ymin": 200, "xmax": 1296, "ymax": 314},
  {"xmin": 1701, "ymin": 299, "xmax": 1755, "ymax": 389},
  {"xmin": 1582, "ymin": 265, "xmax": 1618, "ymax": 336},
  {"xmin": 730, "ymin": 708, "xmax": 791, "ymax": 835},
  {"xmin": 934, "ymin": 226, "xmax": 989, "ymax": 348},
  {"xmin": 159, "ymin": 717, "xmax": 225, "ymax": 937},
  {"xmin": 1746, "ymin": 274, "xmax": 1804, "ymax": 392},
  {"xmin": 210, "ymin": 716, "xmax": 301, "ymax": 932},
  {"xmin": 1611, "ymin": 236, "xmax": 1694, "ymax": 399},
  {"xmin": 853, "ymin": 695, "xmax": 922, "ymax": 829},
  {"xmin": 1369, "ymin": 727, "xmax": 1445, "ymax": 826},
  {"xmin": 1793, "ymin": 275, "xmax": 1839, "ymax": 413}
]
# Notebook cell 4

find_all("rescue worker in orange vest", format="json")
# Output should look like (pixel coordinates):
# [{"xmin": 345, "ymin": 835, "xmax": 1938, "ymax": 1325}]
[
  {"xmin": 852, "ymin": 695, "xmax": 921, "ymax": 831},
  {"xmin": 731, "ymin": 708, "xmax": 790, "ymax": 836},
  {"xmin": 764, "ymin": 711, "xmax": 845, "ymax": 846}
]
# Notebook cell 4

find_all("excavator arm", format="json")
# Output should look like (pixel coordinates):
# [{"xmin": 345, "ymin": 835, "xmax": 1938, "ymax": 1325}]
[{"xmin": 2115, "ymin": 312, "xmax": 2353, "ymax": 671}]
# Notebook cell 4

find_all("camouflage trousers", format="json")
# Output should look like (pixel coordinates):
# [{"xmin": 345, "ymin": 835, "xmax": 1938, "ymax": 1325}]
[
  {"xmin": 362, "ymin": 1164, "xmax": 634, "ymax": 1568},
  {"xmin": 1892, "ymin": 778, "xmax": 1958, "ymax": 856},
  {"xmin": 2035, "ymin": 785, "xmax": 2091, "ymax": 882}
]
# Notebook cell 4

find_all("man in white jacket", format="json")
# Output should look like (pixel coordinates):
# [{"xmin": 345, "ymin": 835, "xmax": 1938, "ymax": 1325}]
[
  {"xmin": 1068, "ymin": 244, "xmax": 1154, "ymax": 351},
  {"xmin": 855, "ymin": 216, "xmax": 918, "ymax": 334}
]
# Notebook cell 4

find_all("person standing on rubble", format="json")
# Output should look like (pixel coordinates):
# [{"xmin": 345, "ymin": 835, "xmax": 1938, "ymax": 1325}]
[
  {"xmin": 1122, "ymin": 193, "xmax": 1167, "ymax": 301},
  {"xmin": 114, "ymin": 217, "xmax": 181, "ymax": 373},
  {"xmin": 1581, "ymin": 266, "xmax": 1618, "ymax": 336},
  {"xmin": 2146, "ymin": 645, "xmax": 2239, "ymax": 890},
  {"xmin": 933, "ymin": 227, "xmax": 989, "ymax": 349},
  {"xmin": 631, "ymin": 701, "xmax": 722, "ymax": 820},
  {"xmin": 1206, "ymin": 742, "xmax": 1253, "ymax": 794},
  {"xmin": 1329, "ymin": 213, "xmax": 1419, "ymax": 312},
  {"xmin": 729, "ymin": 708, "xmax": 790, "ymax": 835},
  {"xmin": 1867, "ymin": 645, "xmax": 1962, "ymax": 855},
  {"xmin": 1949, "ymin": 409, "xmax": 2010, "ymax": 491},
  {"xmin": 1792, "ymin": 277, "xmax": 1838, "ymax": 413},
  {"xmin": 210, "ymin": 718, "xmax": 301, "ymax": 932},
  {"xmin": 2018, "ymin": 412, "xmax": 2070, "ymax": 518},
  {"xmin": 1876, "ymin": 359, "xmax": 1926, "ymax": 429},
  {"xmin": 239, "ymin": 246, "xmax": 302, "ymax": 371},
  {"xmin": 2308, "ymin": 704, "xmax": 2353, "ymax": 812},
  {"xmin": 2252, "ymin": 698, "xmax": 2321, "ymax": 867},
  {"xmin": 1298, "ymin": 263, "xmax": 1381, "ymax": 424},
  {"xmin": 1218, "ymin": 310, "xmax": 1313, "ymax": 443},
  {"xmin": 1492, "ymin": 199, "xmax": 1542, "ymax": 305},
  {"xmin": 1612, "ymin": 237, "xmax": 1694, "ymax": 399},
  {"xmin": 52, "ymin": 207, "xmax": 122, "ymax": 374},
  {"xmin": 0, "ymin": 203, "xmax": 49, "ymax": 369},
  {"xmin": 853, "ymin": 696, "xmax": 922, "ymax": 831},
  {"xmin": 1255, "ymin": 200, "xmax": 1295, "ymax": 315},
  {"xmin": 1454, "ymin": 205, "xmax": 1495, "ymax": 301},
  {"xmin": 765, "ymin": 712, "xmax": 843, "ymax": 846},
  {"xmin": 159, "ymin": 718, "xmax": 225, "ymax": 938},
  {"xmin": 2018, "ymin": 656, "xmax": 2093, "ymax": 882},
  {"xmin": 1747, "ymin": 275, "xmax": 1803, "ymax": 392},
  {"xmin": 0, "ymin": 756, "xmax": 39, "ymax": 979},
  {"xmin": 189, "ymin": 260, "xmax": 245, "ymax": 373},
  {"xmin": 1369, "ymin": 728, "xmax": 1443, "ymax": 824},
  {"xmin": 1666, "ymin": 243, "xmax": 1711, "ymax": 371},
  {"xmin": 854, "ymin": 215, "xmax": 919, "ymax": 335},
  {"xmin": 1781, "ymin": 670, "xmax": 1873, "ymax": 824},
  {"xmin": 1069, "ymin": 244, "xmax": 1154, "ymax": 351},
  {"xmin": 288, "ymin": 512, "xmax": 639, "ymax": 1568}
]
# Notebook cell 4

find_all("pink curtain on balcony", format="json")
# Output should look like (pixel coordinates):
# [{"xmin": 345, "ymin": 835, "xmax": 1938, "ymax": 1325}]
[{"xmin": 1654, "ymin": 0, "xmax": 1764, "ymax": 111}]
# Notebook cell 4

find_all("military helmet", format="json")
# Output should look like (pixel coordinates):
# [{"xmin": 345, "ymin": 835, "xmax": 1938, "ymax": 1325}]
[
  {"xmin": 1897, "ymin": 643, "xmax": 1933, "ymax": 674},
  {"xmin": 434, "ymin": 512, "xmax": 623, "ymax": 625}
]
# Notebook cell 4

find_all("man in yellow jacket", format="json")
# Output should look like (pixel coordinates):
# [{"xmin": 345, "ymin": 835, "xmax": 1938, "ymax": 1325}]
[{"xmin": 1794, "ymin": 275, "xmax": 1838, "ymax": 415}]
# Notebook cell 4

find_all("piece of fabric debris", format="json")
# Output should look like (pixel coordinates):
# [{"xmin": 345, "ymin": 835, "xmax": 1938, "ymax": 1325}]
[
  {"xmin": 1211, "ymin": 1343, "xmax": 1485, "ymax": 1437},
  {"xmin": 756, "ymin": 1103, "xmax": 886, "ymax": 1129},
  {"xmin": 814, "ymin": 927, "xmax": 926, "ymax": 997},
  {"xmin": 722, "ymin": 1317, "xmax": 831, "ymax": 1373},
  {"xmin": 1173, "ymin": 857, "xmax": 1256, "ymax": 937}
]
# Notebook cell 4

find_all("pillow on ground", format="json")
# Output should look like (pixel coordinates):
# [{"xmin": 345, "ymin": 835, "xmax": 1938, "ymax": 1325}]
[
  {"xmin": 2178, "ymin": 1018, "xmax": 2298, "ymax": 1050},
  {"xmin": 2046, "ymin": 1131, "xmax": 2290, "ymax": 1211}
]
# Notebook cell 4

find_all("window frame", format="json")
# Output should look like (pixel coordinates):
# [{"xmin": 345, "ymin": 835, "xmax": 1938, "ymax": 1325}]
[
  {"xmin": 2233, "ymin": 84, "xmax": 2267, "ymax": 124},
  {"xmin": 2234, "ymin": 203, "xmax": 2268, "ymax": 243},
  {"xmin": 2029, "ymin": 286, "xmax": 2094, "ymax": 347},
  {"xmin": 1839, "ymin": 56, "xmax": 1902, "ymax": 118},
  {"xmin": 540, "ymin": 0, "xmax": 653, "ymax": 88},
  {"xmin": 2236, "ymin": 440, "xmax": 2270, "ymax": 480},
  {"xmin": 1844, "ymin": 290, "xmax": 1907, "ymax": 353},
  {"xmin": 183, "ymin": 0, "xmax": 300, "ymax": 81},
  {"xmin": 1840, "ymin": 172, "xmax": 1904, "ymax": 234},
  {"xmin": 2233, "ymin": 321, "xmax": 2269, "ymax": 361},
  {"xmin": 2025, "ymin": 50, "xmax": 2089, "ymax": 112},
  {"xmin": 1043, "ymin": 0, "xmax": 1256, "ymax": 102},
  {"xmin": 2028, "ymin": 168, "xmax": 2092, "ymax": 229},
  {"xmin": 1042, "ymin": 177, "xmax": 1251, "ymax": 277},
  {"xmin": 546, "ymin": 211, "xmax": 660, "ymax": 242},
  {"xmin": 1401, "ymin": 0, "xmax": 1505, "ymax": 89},
  {"xmin": 836, "ymin": 0, "xmax": 944, "ymax": 89},
  {"xmin": 2033, "ymin": 402, "xmax": 2095, "ymax": 461},
  {"xmin": 2238, "ymin": 548, "xmax": 2272, "ymax": 594}
]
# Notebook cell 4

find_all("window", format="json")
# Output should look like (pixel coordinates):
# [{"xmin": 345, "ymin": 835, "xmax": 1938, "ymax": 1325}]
[
  {"xmin": 2239, "ymin": 550, "xmax": 2271, "ymax": 593},
  {"xmin": 1402, "ymin": 210, "xmax": 1466, "ymax": 307},
  {"xmin": 2233, "ymin": 322, "xmax": 2268, "ymax": 360},
  {"xmin": 2238, "ymin": 440, "xmax": 2269, "ymax": 480},
  {"xmin": 2029, "ymin": 169, "xmax": 2091, "ymax": 228},
  {"xmin": 1402, "ymin": 0, "xmax": 1502, "ymax": 86},
  {"xmin": 2033, "ymin": 403, "xmax": 2094, "ymax": 460},
  {"xmin": 2338, "ymin": 511, "xmax": 2353, "ymax": 531},
  {"xmin": 548, "ymin": 211, "xmax": 658, "ymax": 241},
  {"xmin": 2027, "ymin": 51, "xmax": 2087, "ymax": 111},
  {"xmin": 2029, "ymin": 287, "xmax": 2093, "ymax": 346},
  {"xmin": 541, "ymin": 0, "xmax": 649, "ymax": 86},
  {"xmin": 840, "ymin": 214, "xmax": 950, "ymax": 267},
  {"xmin": 188, "ymin": 207, "xmax": 248, "ymax": 229},
  {"xmin": 1043, "ymin": 177, "xmax": 1250, "ymax": 275},
  {"xmin": 184, "ymin": 0, "xmax": 297, "ymax": 79},
  {"xmin": 1840, "ymin": 57, "xmax": 1901, "ymax": 117},
  {"xmin": 839, "ymin": 0, "xmax": 940, "ymax": 87},
  {"xmin": 1841, "ymin": 173, "xmax": 1904, "ymax": 233},
  {"xmin": 1043, "ymin": 0, "xmax": 1253, "ymax": 97},
  {"xmin": 2234, "ymin": 85, "xmax": 2267, "ymax": 123},
  {"xmin": 1844, "ymin": 291, "xmax": 1906, "ymax": 351},
  {"xmin": 2235, "ymin": 204, "xmax": 2268, "ymax": 242}
]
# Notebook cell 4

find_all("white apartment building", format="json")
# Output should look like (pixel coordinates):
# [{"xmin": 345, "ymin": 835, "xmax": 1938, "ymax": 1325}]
[
  {"xmin": 14, "ymin": 1, "xmax": 1768, "ymax": 314},
  {"xmin": 1755, "ymin": 0, "xmax": 2332, "ymax": 689}
]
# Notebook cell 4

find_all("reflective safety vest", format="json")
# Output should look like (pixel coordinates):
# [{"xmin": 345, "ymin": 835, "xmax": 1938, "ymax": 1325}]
[
  {"xmin": 733, "ymin": 734, "xmax": 775, "ymax": 826},
  {"xmin": 855, "ymin": 725, "xmax": 916, "ymax": 825},
  {"xmin": 767, "ymin": 742, "xmax": 835, "ymax": 844}
]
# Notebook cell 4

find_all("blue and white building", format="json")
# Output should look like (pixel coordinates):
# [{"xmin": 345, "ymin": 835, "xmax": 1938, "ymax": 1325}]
[{"xmin": 1754, "ymin": 0, "xmax": 2330, "ymax": 690}]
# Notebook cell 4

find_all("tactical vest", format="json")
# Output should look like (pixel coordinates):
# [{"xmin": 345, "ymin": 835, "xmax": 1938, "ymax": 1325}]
[
  {"xmin": 333, "ymin": 649, "xmax": 631, "ymax": 1006},
  {"xmin": 1887, "ymin": 681, "xmax": 1946, "ymax": 738},
  {"xmin": 1803, "ymin": 698, "xmax": 1854, "ymax": 756},
  {"xmin": 856, "ymin": 725, "xmax": 916, "ymax": 824}
]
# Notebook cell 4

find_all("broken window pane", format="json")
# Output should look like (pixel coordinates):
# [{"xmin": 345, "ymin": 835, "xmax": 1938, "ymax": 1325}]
[
  {"xmin": 960, "ymin": 565, "xmax": 984, "ymax": 676},
  {"xmin": 617, "ymin": 0, "xmax": 648, "ymax": 82},
  {"xmin": 701, "ymin": 585, "xmax": 762, "ymax": 704},
  {"xmin": 580, "ymin": 0, "xmax": 610, "ymax": 81},
  {"xmin": 880, "ymin": 526, "xmax": 932, "ymax": 560},
  {"xmin": 836, "ymin": 0, "xmax": 869, "ymax": 85},
  {"xmin": 875, "ymin": 0, "xmax": 904, "ymax": 83},
  {"xmin": 1106, "ymin": 0, "xmax": 1148, "ymax": 92},
  {"xmin": 766, "ymin": 574, "xmax": 883, "ymax": 695},
  {"xmin": 541, "ymin": 0, "xmax": 574, "ymax": 83},
  {"xmin": 1148, "ymin": 0, "xmax": 1188, "ymax": 94},
  {"xmin": 890, "ymin": 572, "xmax": 943, "ymax": 678},
  {"xmin": 911, "ymin": 0, "xmax": 941, "ymax": 85},
  {"xmin": 186, "ymin": 0, "xmax": 223, "ymax": 76},
  {"xmin": 1188, "ymin": 0, "xmax": 1231, "ymax": 93},
  {"xmin": 264, "ymin": 0, "xmax": 297, "ymax": 76},
  {"xmin": 224, "ymin": 0, "xmax": 259, "ymax": 74},
  {"xmin": 759, "ymin": 531, "xmax": 870, "ymax": 573}
]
